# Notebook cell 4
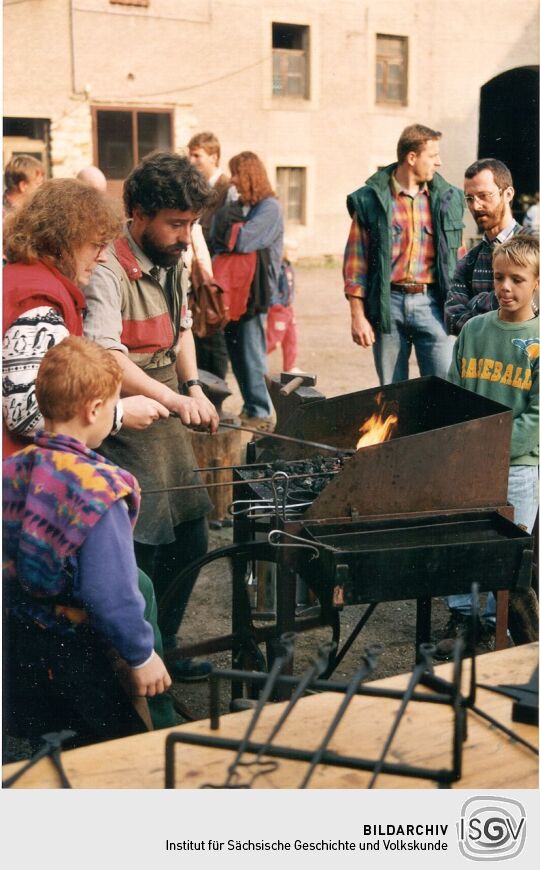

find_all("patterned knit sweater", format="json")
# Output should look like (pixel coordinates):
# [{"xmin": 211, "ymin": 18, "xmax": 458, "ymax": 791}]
[
  {"xmin": 444, "ymin": 222, "xmax": 523, "ymax": 335},
  {"xmin": 3, "ymin": 433, "xmax": 140, "ymax": 630}
]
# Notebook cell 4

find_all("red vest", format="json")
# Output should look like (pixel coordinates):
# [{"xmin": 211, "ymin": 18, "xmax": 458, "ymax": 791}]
[
  {"xmin": 107, "ymin": 237, "xmax": 191, "ymax": 370},
  {"xmin": 2, "ymin": 260, "xmax": 86, "ymax": 457}
]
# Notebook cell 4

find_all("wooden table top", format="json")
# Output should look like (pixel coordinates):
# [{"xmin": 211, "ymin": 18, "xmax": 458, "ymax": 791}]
[{"xmin": 3, "ymin": 643, "xmax": 538, "ymax": 790}]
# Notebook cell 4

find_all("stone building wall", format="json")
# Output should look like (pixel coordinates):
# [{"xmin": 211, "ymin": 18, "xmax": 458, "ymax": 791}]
[{"xmin": 3, "ymin": 0, "xmax": 538, "ymax": 256}]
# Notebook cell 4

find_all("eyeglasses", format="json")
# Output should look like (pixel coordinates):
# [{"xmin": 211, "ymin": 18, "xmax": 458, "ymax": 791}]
[
  {"xmin": 464, "ymin": 189, "xmax": 502, "ymax": 206},
  {"xmin": 89, "ymin": 241, "xmax": 109, "ymax": 256}
]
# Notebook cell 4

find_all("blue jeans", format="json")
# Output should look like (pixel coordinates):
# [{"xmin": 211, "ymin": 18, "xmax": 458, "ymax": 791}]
[
  {"xmin": 373, "ymin": 288, "xmax": 455, "ymax": 385},
  {"xmin": 225, "ymin": 314, "xmax": 273, "ymax": 418},
  {"xmin": 447, "ymin": 465, "xmax": 539, "ymax": 620}
]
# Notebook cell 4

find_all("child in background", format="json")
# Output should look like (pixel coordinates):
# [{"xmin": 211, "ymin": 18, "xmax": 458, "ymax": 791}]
[
  {"xmin": 266, "ymin": 238, "xmax": 300, "ymax": 372},
  {"xmin": 3, "ymin": 336, "xmax": 171, "ymax": 749},
  {"xmin": 438, "ymin": 235, "xmax": 539, "ymax": 657}
]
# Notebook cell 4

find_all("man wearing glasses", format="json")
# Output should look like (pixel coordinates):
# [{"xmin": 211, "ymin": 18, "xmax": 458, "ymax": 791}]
[{"xmin": 444, "ymin": 158, "xmax": 524, "ymax": 335}]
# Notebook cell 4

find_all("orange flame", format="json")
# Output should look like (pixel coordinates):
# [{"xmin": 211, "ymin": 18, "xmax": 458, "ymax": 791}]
[{"xmin": 356, "ymin": 392, "xmax": 398, "ymax": 449}]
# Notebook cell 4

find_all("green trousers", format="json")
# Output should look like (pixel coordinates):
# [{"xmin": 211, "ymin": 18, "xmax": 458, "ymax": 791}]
[{"xmin": 137, "ymin": 569, "xmax": 177, "ymax": 730}]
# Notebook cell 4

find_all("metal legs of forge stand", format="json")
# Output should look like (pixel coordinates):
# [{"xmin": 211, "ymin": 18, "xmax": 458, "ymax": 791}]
[
  {"xmin": 416, "ymin": 597, "xmax": 432, "ymax": 652},
  {"xmin": 271, "ymin": 562, "xmax": 299, "ymax": 700}
]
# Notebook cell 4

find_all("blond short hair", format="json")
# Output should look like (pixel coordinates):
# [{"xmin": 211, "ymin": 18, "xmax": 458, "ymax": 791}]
[
  {"xmin": 492, "ymin": 234, "xmax": 539, "ymax": 275},
  {"xmin": 3, "ymin": 154, "xmax": 44, "ymax": 191},
  {"xmin": 187, "ymin": 131, "xmax": 221, "ymax": 162},
  {"xmin": 36, "ymin": 337, "xmax": 122, "ymax": 422}
]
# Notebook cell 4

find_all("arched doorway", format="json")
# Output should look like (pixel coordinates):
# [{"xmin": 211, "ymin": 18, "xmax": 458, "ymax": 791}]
[{"xmin": 478, "ymin": 66, "xmax": 539, "ymax": 219}]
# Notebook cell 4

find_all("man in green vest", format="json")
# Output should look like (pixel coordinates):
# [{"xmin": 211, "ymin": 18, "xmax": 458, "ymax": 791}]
[{"xmin": 343, "ymin": 123, "xmax": 465, "ymax": 384}]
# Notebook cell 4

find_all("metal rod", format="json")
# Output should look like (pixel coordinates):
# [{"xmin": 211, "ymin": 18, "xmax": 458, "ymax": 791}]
[
  {"xmin": 368, "ymin": 643, "xmax": 436, "ymax": 789},
  {"xmin": 216, "ymin": 633, "xmax": 296, "ymax": 788},
  {"xmin": 187, "ymin": 666, "xmax": 455, "ymax": 705},
  {"xmin": 324, "ymin": 603, "xmax": 378, "ymax": 677},
  {"xmin": 173, "ymin": 410, "xmax": 352, "ymax": 454},
  {"xmin": 142, "ymin": 469, "xmax": 339, "ymax": 494},
  {"xmin": 234, "ymin": 641, "xmax": 336, "ymax": 787},
  {"xmin": 217, "ymin": 421, "xmax": 355, "ymax": 455},
  {"xmin": 299, "ymin": 644, "xmax": 382, "ymax": 789},
  {"xmin": 469, "ymin": 703, "xmax": 538, "ymax": 755},
  {"xmin": 193, "ymin": 461, "xmax": 269, "ymax": 473},
  {"xmin": 166, "ymin": 731, "xmax": 455, "ymax": 788}
]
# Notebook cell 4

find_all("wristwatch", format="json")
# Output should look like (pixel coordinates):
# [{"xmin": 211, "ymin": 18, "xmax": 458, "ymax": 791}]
[{"xmin": 182, "ymin": 379, "xmax": 204, "ymax": 395}]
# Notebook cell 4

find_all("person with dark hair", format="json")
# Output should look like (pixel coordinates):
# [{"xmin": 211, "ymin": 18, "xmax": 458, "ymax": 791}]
[
  {"xmin": 343, "ymin": 123, "xmax": 465, "ymax": 384},
  {"xmin": 84, "ymin": 152, "xmax": 220, "ymax": 682},
  {"xmin": 211, "ymin": 151, "xmax": 283, "ymax": 428},
  {"xmin": 445, "ymin": 158, "xmax": 525, "ymax": 335}
]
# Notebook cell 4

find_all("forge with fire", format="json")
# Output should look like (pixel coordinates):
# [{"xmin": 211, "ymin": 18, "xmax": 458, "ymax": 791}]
[{"xmin": 168, "ymin": 374, "xmax": 533, "ymax": 689}]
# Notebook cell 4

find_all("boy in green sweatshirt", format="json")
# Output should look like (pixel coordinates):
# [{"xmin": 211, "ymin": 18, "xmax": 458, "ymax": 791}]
[{"xmin": 438, "ymin": 234, "xmax": 538, "ymax": 656}]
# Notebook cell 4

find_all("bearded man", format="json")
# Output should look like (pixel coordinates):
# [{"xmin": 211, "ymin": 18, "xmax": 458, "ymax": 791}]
[
  {"xmin": 445, "ymin": 159, "xmax": 524, "ymax": 335},
  {"xmin": 84, "ymin": 152, "xmax": 219, "ymax": 682}
]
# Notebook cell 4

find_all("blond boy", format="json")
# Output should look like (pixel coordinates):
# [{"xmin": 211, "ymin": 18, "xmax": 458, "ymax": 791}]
[{"xmin": 439, "ymin": 236, "xmax": 538, "ymax": 654}]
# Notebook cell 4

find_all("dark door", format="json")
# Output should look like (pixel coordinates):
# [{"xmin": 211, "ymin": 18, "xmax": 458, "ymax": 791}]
[{"xmin": 478, "ymin": 66, "xmax": 539, "ymax": 219}]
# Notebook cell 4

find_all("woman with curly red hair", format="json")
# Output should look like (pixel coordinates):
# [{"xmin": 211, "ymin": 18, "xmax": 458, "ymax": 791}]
[
  {"xmin": 2, "ymin": 178, "xmax": 168, "ymax": 457},
  {"xmin": 212, "ymin": 151, "xmax": 284, "ymax": 428}
]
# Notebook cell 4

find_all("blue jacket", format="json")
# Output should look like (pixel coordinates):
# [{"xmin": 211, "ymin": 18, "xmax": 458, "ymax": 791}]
[{"xmin": 235, "ymin": 197, "xmax": 284, "ymax": 300}]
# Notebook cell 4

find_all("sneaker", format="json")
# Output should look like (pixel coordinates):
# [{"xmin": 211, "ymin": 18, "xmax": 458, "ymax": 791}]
[
  {"xmin": 434, "ymin": 610, "xmax": 472, "ymax": 660},
  {"xmin": 170, "ymin": 658, "xmax": 212, "ymax": 683}
]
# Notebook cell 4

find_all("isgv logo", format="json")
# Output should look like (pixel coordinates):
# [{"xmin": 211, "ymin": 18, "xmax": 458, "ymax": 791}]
[{"xmin": 458, "ymin": 796, "xmax": 526, "ymax": 861}]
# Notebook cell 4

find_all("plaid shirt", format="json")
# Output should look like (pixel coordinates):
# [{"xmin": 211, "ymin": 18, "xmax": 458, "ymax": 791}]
[
  {"xmin": 343, "ymin": 175, "xmax": 436, "ymax": 298},
  {"xmin": 444, "ymin": 221, "xmax": 520, "ymax": 335}
]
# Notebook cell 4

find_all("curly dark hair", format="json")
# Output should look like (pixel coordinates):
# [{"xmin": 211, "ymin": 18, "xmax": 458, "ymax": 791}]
[
  {"xmin": 123, "ymin": 151, "xmax": 216, "ymax": 218},
  {"xmin": 3, "ymin": 178, "xmax": 122, "ymax": 281}
]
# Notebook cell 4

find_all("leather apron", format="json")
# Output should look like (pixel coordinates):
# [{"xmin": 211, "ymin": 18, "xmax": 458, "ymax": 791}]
[{"xmin": 100, "ymin": 364, "xmax": 212, "ymax": 546}]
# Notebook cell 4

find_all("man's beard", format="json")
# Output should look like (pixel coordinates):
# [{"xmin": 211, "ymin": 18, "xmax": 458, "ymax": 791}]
[
  {"xmin": 141, "ymin": 228, "xmax": 186, "ymax": 268},
  {"xmin": 473, "ymin": 198, "xmax": 506, "ymax": 234}
]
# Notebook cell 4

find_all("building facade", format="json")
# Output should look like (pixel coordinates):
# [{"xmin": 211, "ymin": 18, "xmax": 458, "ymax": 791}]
[{"xmin": 3, "ymin": 0, "xmax": 539, "ymax": 255}]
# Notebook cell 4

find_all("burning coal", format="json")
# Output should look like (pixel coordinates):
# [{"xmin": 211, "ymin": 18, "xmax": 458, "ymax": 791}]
[{"xmin": 356, "ymin": 392, "xmax": 398, "ymax": 449}]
